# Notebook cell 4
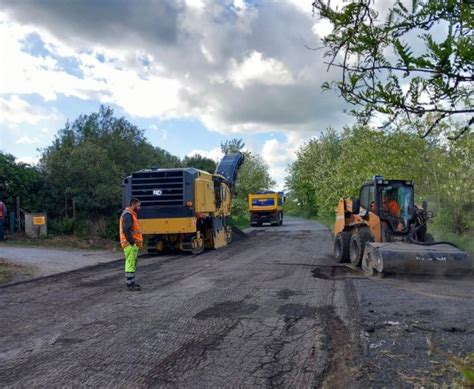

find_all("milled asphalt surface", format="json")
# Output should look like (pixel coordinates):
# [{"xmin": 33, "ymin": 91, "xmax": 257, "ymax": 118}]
[{"xmin": 0, "ymin": 216, "xmax": 473, "ymax": 388}]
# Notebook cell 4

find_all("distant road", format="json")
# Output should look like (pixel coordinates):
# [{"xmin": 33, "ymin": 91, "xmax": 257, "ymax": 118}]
[{"xmin": 0, "ymin": 216, "xmax": 472, "ymax": 387}]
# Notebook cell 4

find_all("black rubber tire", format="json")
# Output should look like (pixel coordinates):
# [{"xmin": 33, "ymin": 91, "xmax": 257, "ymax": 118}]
[
  {"xmin": 349, "ymin": 227, "xmax": 373, "ymax": 267},
  {"xmin": 334, "ymin": 231, "xmax": 351, "ymax": 263},
  {"xmin": 424, "ymin": 232, "xmax": 435, "ymax": 243},
  {"xmin": 279, "ymin": 212, "xmax": 283, "ymax": 225}
]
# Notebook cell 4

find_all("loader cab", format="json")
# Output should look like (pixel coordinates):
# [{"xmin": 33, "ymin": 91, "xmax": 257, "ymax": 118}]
[{"xmin": 363, "ymin": 178, "xmax": 415, "ymax": 236}]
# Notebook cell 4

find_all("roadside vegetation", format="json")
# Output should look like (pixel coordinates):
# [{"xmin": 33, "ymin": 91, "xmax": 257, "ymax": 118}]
[
  {"xmin": 285, "ymin": 0, "xmax": 473, "ymax": 256},
  {"xmin": 0, "ymin": 107, "xmax": 272, "ymax": 244},
  {"xmin": 285, "ymin": 122, "xmax": 473, "ymax": 256}
]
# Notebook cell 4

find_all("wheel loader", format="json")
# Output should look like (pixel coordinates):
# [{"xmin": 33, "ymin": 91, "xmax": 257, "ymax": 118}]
[
  {"xmin": 122, "ymin": 153, "xmax": 244, "ymax": 254},
  {"xmin": 333, "ymin": 176, "xmax": 472, "ymax": 276}
]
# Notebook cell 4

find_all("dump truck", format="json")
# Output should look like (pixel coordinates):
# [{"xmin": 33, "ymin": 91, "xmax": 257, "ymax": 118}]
[
  {"xmin": 248, "ymin": 191, "xmax": 284, "ymax": 226},
  {"xmin": 122, "ymin": 153, "xmax": 244, "ymax": 254},
  {"xmin": 334, "ymin": 176, "xmax": 472, "ymax": 276}
]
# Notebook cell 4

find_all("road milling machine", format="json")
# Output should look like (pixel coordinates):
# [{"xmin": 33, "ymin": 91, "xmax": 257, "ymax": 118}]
[
  {"xmin": 122, "ymin": 153, "xmax": 245, "ymax": 254},
  {"xmin": 334, "ymin": 176, "xmax": 472, "ymax": 276}
]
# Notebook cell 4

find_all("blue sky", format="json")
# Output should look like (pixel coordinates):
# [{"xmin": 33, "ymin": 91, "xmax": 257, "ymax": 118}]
[{"xmin": 0, "ymin": 0, "xmax": 359, "ymax": 189}]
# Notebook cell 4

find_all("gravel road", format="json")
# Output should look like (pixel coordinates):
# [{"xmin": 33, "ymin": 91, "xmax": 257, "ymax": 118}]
[
  {"xmin": 0, "ymin": 217, "xmax": 472, "ymax": 388},
  {"xmin": 0, "ymin": 246, "xmax": 120, "ymax": 277}
]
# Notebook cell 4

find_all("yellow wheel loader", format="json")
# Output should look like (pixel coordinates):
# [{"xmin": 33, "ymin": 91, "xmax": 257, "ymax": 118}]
[
  {"xmin": 122, "ymin": 153, "xmax": 244, "ymax": 255},
  {"xmin": 334, "ymin": 176, "xmax": 472, "ymax": 276}
]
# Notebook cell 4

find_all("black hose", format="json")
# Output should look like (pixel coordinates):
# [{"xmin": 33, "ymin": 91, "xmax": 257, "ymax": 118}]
[{"xmin": 408, "ymin": 224, "xmax": 461, "ymax": 249}]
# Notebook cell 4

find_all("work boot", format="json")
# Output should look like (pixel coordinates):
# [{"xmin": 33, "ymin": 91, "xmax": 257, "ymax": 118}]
[{"xmin": 126, "ymin": 283, "xmax": 141, "ymax": 292}]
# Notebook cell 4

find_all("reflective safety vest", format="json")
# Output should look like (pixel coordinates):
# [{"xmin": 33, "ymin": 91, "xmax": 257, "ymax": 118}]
[{"xmin": 119, "ymin": 208, "xmax": 143, "ymax": 248}]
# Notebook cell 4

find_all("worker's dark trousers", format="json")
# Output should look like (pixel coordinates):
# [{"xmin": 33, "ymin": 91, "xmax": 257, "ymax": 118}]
[{"xmin": 0, "ymin": 220, "xmax": 4, "ymax": 240}]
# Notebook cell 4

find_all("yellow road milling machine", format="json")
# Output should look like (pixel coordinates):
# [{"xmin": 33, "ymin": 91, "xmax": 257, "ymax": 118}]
[
  {"xmin": 333, "ymin": 176, "xmax": 472, "ymax": 276},
  {"xmin": 122, "ymin": 153, "xmax": 244, "ymax": 254},
  {"xmin": 248, "ymin": 191, "xmax": 284, "ymax": 226}
]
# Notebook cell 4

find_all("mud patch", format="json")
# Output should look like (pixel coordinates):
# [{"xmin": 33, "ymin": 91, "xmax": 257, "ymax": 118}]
[
  {"xmin": 194, "ymin": 300, "xmax": 259, "ymax": 320},
  {"xmin": 314, "ymin": 305, "xmax": 359, "ymax": 388},
  {"xmin": 54, "ymin": 337, "xmax": 86, "ymax": 345},
  {"xmin": 312, "ymin": 265, "xmax": 364, "ymax": 280},
  {"xmin": 276, "ymin": 289, "xmax": 303, "ymax": 300},
  {"xmin": 277, "ymin": 303, "xmax": 317, "ymax": 319}
]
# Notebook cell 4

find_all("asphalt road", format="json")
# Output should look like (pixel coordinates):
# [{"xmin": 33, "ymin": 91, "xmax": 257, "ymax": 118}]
[{"xmin": 0, "ymin": 217, "xmax": 473, "ymax": 388}]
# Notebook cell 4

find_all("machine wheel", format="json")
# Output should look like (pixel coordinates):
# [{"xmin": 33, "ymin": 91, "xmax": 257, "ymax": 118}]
[
  {"xmin": 334, "ymin": 231, "xmax": 351, "ymax": 263},
  {"xmin": 424, "ymin": 233, "xmax": 434, "ymax": 243},
  {"xmin": 279, "ymin": 212, "xmax": 283, "ymax": 226},
  {"xmin": 349, "ymin": 227, "xmax": 373, "ymax": 267},
  {"xmin": 183, "ymin": 235, "xmax": 204, "ymax": 255}
]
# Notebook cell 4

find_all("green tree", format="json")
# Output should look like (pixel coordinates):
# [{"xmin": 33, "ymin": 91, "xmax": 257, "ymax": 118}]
[
  {"xmin": 231, "ymin": 152, "xmax": 276, "ymax": 221},
  {"xmin": 40, "ymin": 106, "xmax": 181, "ymax": 220},
  {"xmin": 183, "ymin": 154, "xmax": 217, "ymax": 173},
  {"xmin": 0, "ymin": 153, "xmax": 46, "ymax": 214},
  {"xmin": 221, "ymin": 138, "xmax": 245, "ymax": 154},
  {"xmin": 312, "ymin": 0, "xmax": 473, "ymax": 139}
]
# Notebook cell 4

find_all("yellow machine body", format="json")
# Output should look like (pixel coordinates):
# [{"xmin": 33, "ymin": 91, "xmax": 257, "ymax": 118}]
[{"xmin": 122, "ymin": 154, "xmax": 244, "ymax": 254}]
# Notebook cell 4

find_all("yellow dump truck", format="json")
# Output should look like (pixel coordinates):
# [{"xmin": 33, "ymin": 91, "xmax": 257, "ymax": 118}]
[{"xmin": 248, "ymin": 191, "xmax": 284, "ymax": 226}]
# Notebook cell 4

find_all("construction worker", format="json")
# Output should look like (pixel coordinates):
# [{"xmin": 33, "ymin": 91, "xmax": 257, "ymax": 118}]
[
  {"xmin": 382, "ymin": 191, "xmax": 404, "ymax": 231},
  {"xmin": 0, "ymin": 200, "xmax": 6, "ymax": 240},
  {"xmin": 119, "ymin": 198, "xmax": 143, "ymax": 291}
]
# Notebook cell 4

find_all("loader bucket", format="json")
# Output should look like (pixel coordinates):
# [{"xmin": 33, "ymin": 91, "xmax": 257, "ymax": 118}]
[{"xmin": 362, "ymin": 242, "xmax": 473, "ymax": 276}]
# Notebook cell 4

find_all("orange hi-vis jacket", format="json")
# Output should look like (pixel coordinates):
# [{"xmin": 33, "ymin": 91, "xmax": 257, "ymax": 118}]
[
  {"xmin": 384, "ymin": 199, "xmax": 401, "ymax": 217},
  {"xmin": 119, "ymin": 207, "xmax": 143, "ymax": 249}
]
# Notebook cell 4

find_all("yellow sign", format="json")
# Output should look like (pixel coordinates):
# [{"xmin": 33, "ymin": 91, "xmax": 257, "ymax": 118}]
[{"xmin": 33, "ymin": 216, "xmax": 46, "ymax": 226}]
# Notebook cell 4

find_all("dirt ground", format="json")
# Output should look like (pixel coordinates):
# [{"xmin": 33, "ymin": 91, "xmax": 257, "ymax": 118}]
[{"xmin": 0, "ymin": 217, "xmax": 472, "ymax": 388}]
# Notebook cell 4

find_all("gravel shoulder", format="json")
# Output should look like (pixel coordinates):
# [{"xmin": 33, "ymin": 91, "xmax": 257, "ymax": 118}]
[{"xmin": 0, "ymin": 245, "xmax": 122, "ymax": 278}]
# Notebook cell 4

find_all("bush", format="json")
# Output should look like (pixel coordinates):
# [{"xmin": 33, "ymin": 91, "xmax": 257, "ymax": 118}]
[{"xmin": 49, "ymin": 218, "xmax": 75, "ymax": 235}]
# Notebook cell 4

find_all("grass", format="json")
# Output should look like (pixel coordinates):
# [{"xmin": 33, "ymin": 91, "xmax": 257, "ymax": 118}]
[
  {"xmin": 427, "ymin": 339, "xmax": 474, "ymax": 387},
  {"xmin": 229, "ymin": 214, "xmax": 250, "ymax": 230},
  {"xmin": 429, "ymin": 225, "xmax": 474, "ymax": 259},
  {"xmin": 0, "ymin": 260, "xmax": 34, "ymax": 284}
]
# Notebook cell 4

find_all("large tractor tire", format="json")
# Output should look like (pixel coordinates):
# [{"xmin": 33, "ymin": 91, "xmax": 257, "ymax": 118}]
[
  {"xmin": 334, "ymin": 231, "xmax": 351, "ymax": 263},
  {"xmin": 349, "ymin": 227, "xmax": 373, "ymax": 267}
]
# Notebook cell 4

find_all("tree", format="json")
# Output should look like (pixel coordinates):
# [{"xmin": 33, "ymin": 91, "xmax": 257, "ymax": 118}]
[
  {"xmin": 183, "ymin": 154, "xmax": 217, "ymax": 173},
  {"xmin": 221, "ymin": 138, "xmax": 245, "ymax": 154},
  {"xmin": 0, "ymin": 153, "xmax": 47, "ymax": 214},
  {"xmin": 231, "ymin": 152, "xmax": 276, "ymax": 219},
  {"xmin": 312, "ymin": 0, "xmax": 473, "ymax": 139},
  {"xmin": 40, "ymin": 106, "xmax": 181, "ymax": 218}
]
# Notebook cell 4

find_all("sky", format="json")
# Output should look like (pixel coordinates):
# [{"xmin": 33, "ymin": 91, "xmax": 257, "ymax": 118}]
[{"xmin": 0, "ymin": 0, "xmax": 357, "ymax": 189}]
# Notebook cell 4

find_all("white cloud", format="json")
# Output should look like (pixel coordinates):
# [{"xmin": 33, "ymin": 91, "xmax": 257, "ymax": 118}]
[
  {"xmin": 0, "ymin": 2, "xmax": 352, "ymax": 136},
  {"xmin": 260, "ymin": 131, "xmax": 309, "ymax": 190},
  {"xmin": 16, "ymin": 155, "xmax": 39, "ymax": 165},
  {"xmin": 312, "ymin": 19, "xmax": 333, "ymax": 39},
  {"xmin": 228, "ymin": 51, "xmax": 294, "ymax": 89},
  {"xmin": 0, "ymin": 95, "xmax": 59, "ymax": 125},
  {"xmin": 187, "ymin": 147, "xmax": 223, "ymax": 161},
  {"xmin": 16, "ymin": 135, "xmax": 40, "ymax": 144}
]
